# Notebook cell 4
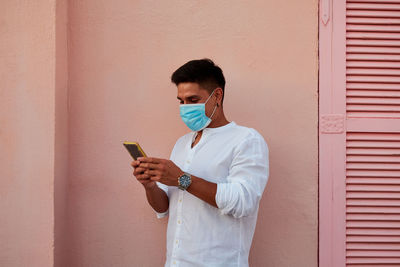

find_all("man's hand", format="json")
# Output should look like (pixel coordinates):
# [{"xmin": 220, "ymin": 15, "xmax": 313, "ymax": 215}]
[
  {"xmin": 131, "ymin": 159, "xmax": 170, "ymax": 214},
  {"xmin": 131, "ymin": 160, "xmax": 156, "ymax": 190},
  {"xmin": 138, "ymin": 157, "xmax": 183, "ymax": 187}
]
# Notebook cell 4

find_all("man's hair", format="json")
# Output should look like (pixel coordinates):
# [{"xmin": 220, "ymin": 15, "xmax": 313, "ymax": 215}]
[{"xmin": 171, "ymin": 58, "xmax": 226, "ymax": 102}]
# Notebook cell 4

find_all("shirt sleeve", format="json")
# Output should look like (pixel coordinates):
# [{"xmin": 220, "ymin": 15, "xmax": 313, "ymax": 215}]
[{"xmin": 215, "ymin": 135, "xmax": 269, "ymax": 218}]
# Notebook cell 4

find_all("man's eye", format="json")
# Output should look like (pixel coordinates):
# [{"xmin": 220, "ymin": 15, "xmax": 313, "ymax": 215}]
[{"xmin": 179, "ymin": 101, "xmax": 184, "ymax": 104}]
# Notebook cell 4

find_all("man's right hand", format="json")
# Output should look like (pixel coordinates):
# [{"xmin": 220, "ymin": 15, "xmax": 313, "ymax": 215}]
[{"xmin": 131, "ymin": 160, "xmax": 156, "ymax": 190}]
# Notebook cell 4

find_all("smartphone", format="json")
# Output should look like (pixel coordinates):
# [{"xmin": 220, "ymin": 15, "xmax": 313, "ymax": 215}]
[{"xmin": 123, "ymin": 141, "xmax": 147, "ymax": 160}]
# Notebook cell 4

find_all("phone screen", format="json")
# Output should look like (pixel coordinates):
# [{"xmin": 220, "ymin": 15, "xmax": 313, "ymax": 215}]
[{"xmin": 123, "ymin": 142, "xmax": 146, "ymax": 160}]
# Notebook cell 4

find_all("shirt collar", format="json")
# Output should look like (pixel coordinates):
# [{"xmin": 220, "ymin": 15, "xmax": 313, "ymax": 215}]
[{"xmin": 202, "ymin": 121, "xmax": 236, "ymax": 134}]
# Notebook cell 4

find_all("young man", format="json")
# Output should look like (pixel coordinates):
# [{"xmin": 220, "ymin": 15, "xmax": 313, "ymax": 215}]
[{"xmin": 131, "ymin": 59, "xmax": 269, "ymax": 267}]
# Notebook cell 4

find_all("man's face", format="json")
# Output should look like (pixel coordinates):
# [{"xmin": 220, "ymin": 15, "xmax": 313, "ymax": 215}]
[
  {"xmin": 177, "ymin": 82, "xmax": 211, "ymax": 105},
  {"xmin": 177, "ymin": 82, "xmax": 216, "ymax": 118}
]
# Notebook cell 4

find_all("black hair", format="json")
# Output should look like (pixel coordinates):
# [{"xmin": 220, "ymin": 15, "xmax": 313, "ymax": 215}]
[{"xmin": 171, "ymin": 58, "xmax": 226, "ymax": 102}]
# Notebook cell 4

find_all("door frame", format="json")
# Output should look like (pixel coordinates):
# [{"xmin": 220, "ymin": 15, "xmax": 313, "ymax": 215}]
[{"xmin": 319, "ymin": 0, "xmax": 347, "ymax": 266}]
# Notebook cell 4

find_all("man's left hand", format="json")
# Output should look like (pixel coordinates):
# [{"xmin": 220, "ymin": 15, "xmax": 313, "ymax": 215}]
[{"xmin": 138, "ymin": 157, "xmax": 183, "ymax": 187}]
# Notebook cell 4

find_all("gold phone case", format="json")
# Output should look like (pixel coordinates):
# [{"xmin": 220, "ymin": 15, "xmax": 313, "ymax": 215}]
[{"xmin": 123, "ymin": 141, "xmax": 147, "ymax": 160}]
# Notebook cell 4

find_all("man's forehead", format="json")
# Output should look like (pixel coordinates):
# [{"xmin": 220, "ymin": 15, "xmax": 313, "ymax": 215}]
[{"xmin": 177, "ymin": 83, "xmax": 209, "ymax": 98}]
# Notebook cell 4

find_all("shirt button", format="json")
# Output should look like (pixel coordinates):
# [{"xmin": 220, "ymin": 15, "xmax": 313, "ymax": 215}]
[
  {"xmin": 186, "ymin": 160, "xmax": 190, "ymax": 163},
  {"xmin": 179, "ymin": 199, "xmax": 182, "ymax": 202},
  {"xmin": 173, "ymin": 261, "xmax": 176, "ymax": 265},
  {"xmin": 175, "ymin": 240, "xmax": 179, "ymax": 244},
  {"xmin": 178, "ymin": 220, "xmax": 181, "ymax": 224}
]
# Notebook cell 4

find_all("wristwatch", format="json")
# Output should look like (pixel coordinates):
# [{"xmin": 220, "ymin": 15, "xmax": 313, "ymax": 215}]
[{"xmin": 178, "ymin": 172, "xmax": 192, "ymax": 190}]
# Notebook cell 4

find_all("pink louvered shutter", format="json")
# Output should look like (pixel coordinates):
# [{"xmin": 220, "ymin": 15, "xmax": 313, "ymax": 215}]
[
  {"xmin": 320, "ymin": 0, "xmax": 400, "ymax": 266},
  {"xmin": 346, "ymin": 1, "xmax": 400, "ymax": 266}
]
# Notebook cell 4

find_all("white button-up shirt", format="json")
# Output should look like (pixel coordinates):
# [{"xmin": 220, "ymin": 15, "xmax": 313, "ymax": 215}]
[{"xmin": 155, "ymin": 121, "xmax": 269, "ymax": 267}]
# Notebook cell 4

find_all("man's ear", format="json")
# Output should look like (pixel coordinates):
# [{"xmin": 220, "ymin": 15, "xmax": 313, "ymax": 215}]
[{"xmin": 215, "ymin": 87, "xmax": 223, "ymax": 105}]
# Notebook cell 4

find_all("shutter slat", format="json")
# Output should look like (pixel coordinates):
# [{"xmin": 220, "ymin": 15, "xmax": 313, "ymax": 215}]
[
  {"xmin": 347, "ymin": 177, "xmax": 400, "ymax": 185},
  {"xmin": 347, "ymin": 112, "xmax": 400, "ymax": 117},
  {"xmin": 347, "ymin": 163, "xmax": 400, "ymax": 170},
  {"xmin": 347, "ymin": 68, "xmax": 400, "ymax": 75},
  {"xmin": 347, "ymin": 184, "xmax": 400, "ymax": 191},
  {"xmin": 347, "ymin": 243, "xmax": 400, "ymax": 250},
  {"xmin": 347, "ymin": 31, "xmax": 400, "ymax": 39},
  {"xmin": 347, "ymin": 75, "xmax": 400, "ymax": 82},
  {"xmin": 347, "ymin": 221, "xmax": 400, "ymax": 228},
  {"xmin": 347, "ymin": 105, "xmax": 400, "ymax": 112},
  {"xmin": 347, "ymin": 140, "xmax": 400, "ymax": 148},
  {"xmin": 347, "ymin": 199, "xmax": 400, "ymax": 206},
  {"xmin": 347, "ymin": 206, "xmax": 400, "ymax": 213},
  {"xmin": 348, "ymin": 133, "xmax": 400, "ymax": 141},
  {"xmin": 347, "ymin": 24, "xmax": 400, "ymax": 33},
  {"xmin": 347, "ymin": 17, "xmax": 400, "ymax": 25},
  {"xmin": 347, "ymin": 213, "xmax": 400, "ymax": 220},
  {"xmin": 348, "ymin": 3, "xmax": 400, "ymax": 11},
  {"xmin": 347, "ymin": 82, "xmax": 400, "ymax": 90},
  {"xmin": 347, "ymin": 90, "xmax": 400, "ymax": 98},
  {"xmin": 347, "ymin": 235, "xmax": 400, "ymax": 242},
  {"xmin": 347, "ymin": 170, "xmax": 400, "ymax": 177},
  {"xmin": 347, "ymin": 192, "xmax": 400, "ymax": 199},
  {"xmin": 347, "ymin": 250, "xmax": 400, "ymax": 257},
  {"xmin": 347, "ymin": 147, "xmax": 400, "ymax": 155},
  {"xmin": 347, "ymin": 258, "xmax": 400, "ymax": 265},
  {"xmin": 347, "ymin": 39, "xmax": 400, "ymax": 47},
  {"xmin": 347, "ymin": 10, "xmax": 400, "ymax": 18},
  {"xmin": 347, "ymin": 155, "xmax": 400, "ymax": 163},
  {"xmin": 347, "ymin": 54, "xmax": 400, "ymax": 61},
  {"xmin": 348, "ymin": 0, "xmax": 400, "ymax": 4},
  {"xmin": 347, "ymin": 228, "xmax": 400, "ymax": 235},
  {"xmin": 347, "ymin": 97, "xmax": 400, "ymax": 105}
]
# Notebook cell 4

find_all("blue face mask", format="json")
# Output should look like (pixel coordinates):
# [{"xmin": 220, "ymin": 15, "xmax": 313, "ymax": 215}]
[{"xmin": 180, "ymin": 90, "xmax": 217, "ymax": 132}]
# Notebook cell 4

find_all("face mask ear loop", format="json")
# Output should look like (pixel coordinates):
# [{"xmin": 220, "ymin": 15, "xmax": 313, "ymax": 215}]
[
  {"xmin": 209, "ymin": 103, "xmax": 218, "ymax": 119},
  {"xmin": 205, "ymin": 89, "xmax": 216, "ymax": 104},
  {"xmin": 205, "ymin": 89, "xmax": 218, "ymax": 119}
]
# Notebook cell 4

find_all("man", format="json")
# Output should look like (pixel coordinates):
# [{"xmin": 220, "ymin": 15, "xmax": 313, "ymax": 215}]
[{"xmin": 131, "ymin": 59, "xmax": 269, "ymax": 267}]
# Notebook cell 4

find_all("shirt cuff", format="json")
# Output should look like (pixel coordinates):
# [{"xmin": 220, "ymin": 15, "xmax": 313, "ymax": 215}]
[{"xmin": 154, "ymin": 208, "xmax": 169, "ymax": 219}]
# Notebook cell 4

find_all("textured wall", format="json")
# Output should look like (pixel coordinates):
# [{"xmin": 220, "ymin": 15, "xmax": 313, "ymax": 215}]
[
  {"xmin": 64, "ymin": 0, "xmax": 319, "ymax": 266},
  {"xmin": 54, "ymin": 0, "xmax": 69, "ymax": 266},
  {"xmin": 0, "ymin": 1, "xmax": 56, "ymax": 266},
  {"xmin": 0, "ymin": 1, "xmax": 318, "ymax": 266}
]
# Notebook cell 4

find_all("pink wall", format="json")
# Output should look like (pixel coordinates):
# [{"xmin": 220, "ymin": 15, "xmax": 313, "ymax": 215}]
[
  {"xmin": 54, "ymin": 0, "xmax": 69, "ymax": 266},
  {"xmin": 66, "ymin": 1, "xmax": 318, "ymax": 266},
  {"xmin": 1, "ymin": 1, "xmax": 318, "ymax": 266},
  {"xmin": 0, "ymin": 1, "xmax": 56, "ymax": 266}
]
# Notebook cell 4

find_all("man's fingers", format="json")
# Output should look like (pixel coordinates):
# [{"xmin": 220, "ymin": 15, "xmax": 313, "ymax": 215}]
[
  {"xmin": 136, "ymin": 173, "xmax": 150, "ymax": 180},
  {"xmin": 139, "ymin": 162, "xmax": 159, "ymax": 170},
  {"xmin": 131, "ymin": 160, "xmax": 140, "ymax": 167},
  {"xmin": 138, "ymin": 157, "xmax": 162, "ymax": 164},
  {"xmin": 133, "ymin": 167, "xmax": 146, "ymax": 176},
  {"xmin": 145, "ymin": 169, "xmax": 160, "ymax": 176}
]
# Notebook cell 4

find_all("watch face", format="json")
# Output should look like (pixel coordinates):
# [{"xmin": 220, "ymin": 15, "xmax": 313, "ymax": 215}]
[{"xmin": 179, "ymin": 174, "xmax": 191, "ymax": 189}]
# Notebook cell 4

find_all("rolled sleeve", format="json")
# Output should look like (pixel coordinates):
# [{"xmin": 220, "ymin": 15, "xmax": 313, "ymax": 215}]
[
  {"xmin": 153, "ymin": 182, "xmax": 169, "ymax": 219},
  {"xmin": 215, "ymin": 136, "xmax": 269, "ymax": 218},
  {"xmin": 155, "ymin": 209, "xmax": 169, "ymax": 219}
]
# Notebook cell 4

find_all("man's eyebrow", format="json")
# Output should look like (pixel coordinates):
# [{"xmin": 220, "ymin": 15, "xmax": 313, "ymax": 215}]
[{"xmin": 177, "ymin": 95, "xmax": 201, "ymax": 101}]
